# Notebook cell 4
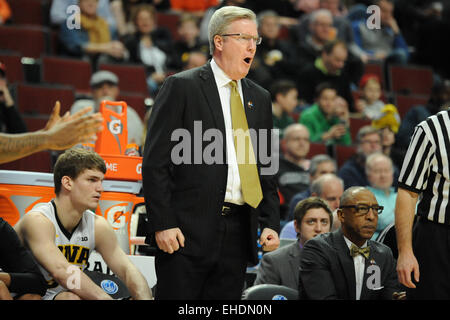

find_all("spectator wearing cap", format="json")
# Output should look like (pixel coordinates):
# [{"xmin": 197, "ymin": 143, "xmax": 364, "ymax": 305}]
[
  {"xmin": 354, "ymin": 74, "xmax": 386, "ymax": 120},
  {"xmin": 70, "ymin": 70, "xmax": 144, "ymax": 146},
  {"xmin": 0, "ymin": 62, "xmax": 27, "ymax": 134}
]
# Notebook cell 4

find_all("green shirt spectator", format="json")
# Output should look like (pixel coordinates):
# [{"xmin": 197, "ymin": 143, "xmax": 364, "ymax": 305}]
[{"xmin": 299, "ymin": 82, "xmax": 351, "ymax": 146}]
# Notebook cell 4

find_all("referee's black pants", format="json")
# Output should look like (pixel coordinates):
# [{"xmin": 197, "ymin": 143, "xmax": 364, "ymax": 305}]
[
  {"xmin": 154, "ymin": 205, "xmax": 251, "ymax": 300},
  {"xmin": 408, "ymin": 217, "xmax": 450, "ymax": 299}
]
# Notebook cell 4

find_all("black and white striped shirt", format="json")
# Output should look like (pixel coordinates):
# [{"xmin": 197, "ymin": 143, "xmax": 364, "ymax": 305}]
[{"xmin": 398, "ymin": 109, "xmax": 450, "ymax": 224}]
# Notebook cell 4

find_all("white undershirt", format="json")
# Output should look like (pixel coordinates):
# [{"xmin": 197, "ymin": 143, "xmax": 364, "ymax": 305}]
[
  {"xmin": 210, "ymin": 58, "xmax": 245, "ymax": 205},
  {"xmin": 343, "ymin": 236, "xmax": 368, "ymax": 300}
]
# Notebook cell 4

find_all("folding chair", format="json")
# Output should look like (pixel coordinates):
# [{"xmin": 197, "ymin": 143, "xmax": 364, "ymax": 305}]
[
  {"xmin": 307, "ymin": 143, "xmax": 328, "ymax": 158},
  {"xmin": 336, "ymin": 144, "xmax": 357, "ymax": 168}
]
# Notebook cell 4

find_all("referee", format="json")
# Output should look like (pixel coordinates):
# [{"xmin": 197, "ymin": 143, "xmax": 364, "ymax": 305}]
[{"xmin": 395, "ymin": 108, "xmax": 450, "ymax": 299}]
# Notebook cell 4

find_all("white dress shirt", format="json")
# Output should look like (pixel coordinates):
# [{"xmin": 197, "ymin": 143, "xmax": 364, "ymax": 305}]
[
  {"xmin": 210, "ymin": 58, "xmax": 245, "ymax": 205},
  {"xmin": 343, "ymin": 236, "xmax": 368, "ymax": 300}
]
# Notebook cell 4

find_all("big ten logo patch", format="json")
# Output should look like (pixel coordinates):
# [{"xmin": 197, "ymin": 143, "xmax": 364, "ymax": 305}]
[{"xmin": 101, "ymin": 202, "xmax": 133, "ymax": 231}]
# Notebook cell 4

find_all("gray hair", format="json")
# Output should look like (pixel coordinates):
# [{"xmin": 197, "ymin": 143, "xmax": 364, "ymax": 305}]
[
  {"xmin": 257, "ymin": 10, "xmax": 279, "ymax": 26},
  {"xmin": 309, "ymin": 154, "xmax": 336, "ymax": 177},
  {"xmin": 208, "ymin": 6, "xmax": 257, "ymax": 55},
  {"xmin": 310, "ymin": 9, "xmax": 333, "ymax": 29},
  {"xmin": 365, "ymin": 152, "xmax": 393, "ymax": 175},
  {"xmin": 283, "ymin": 123, "xmax": 310, "ymax": 141},
  {"xmin": 356, "ymin": 125, "xmax": 382, "ymax": 145},
  {"xmin": 311, "ymin": 173, "xmax": 344, "ymax": 196}
]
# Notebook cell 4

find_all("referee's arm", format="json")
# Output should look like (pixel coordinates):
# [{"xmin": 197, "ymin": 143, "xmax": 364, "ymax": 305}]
[
  {"xmin": 395, "ymin": 187, "xmax": 420, "ymax": 289},
  {"xmin": 394, "ymin": 124, "xmax": 432, "ymax": 289}
]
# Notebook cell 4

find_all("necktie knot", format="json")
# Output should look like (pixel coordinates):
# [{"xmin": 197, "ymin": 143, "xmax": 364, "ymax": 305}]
[
  {"xmin": 229, "ymin": 80, "xmax": 237, "ymax": 90},
  {"xmin": 350, "ymin": 244, "xmax": 370, "ymax": 259}
]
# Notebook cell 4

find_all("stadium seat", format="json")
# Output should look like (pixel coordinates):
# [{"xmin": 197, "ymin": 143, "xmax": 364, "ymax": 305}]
[
  {"xmin": 117, "ymin": 93, "xmax": 148, "ymax": 120},
  {"xmin": 9, "ymin": 0, "xmax": 50, "ymax": 26},
  {"xmin": 99, "ymin": 63, "xmax": 148, "ymax": 96},
  {"xmin": 241, "ymin": 284, "xmax": 299, "ymax": 300},
  {"xmin": 0, "ymin": 25, "xmax": 51, "ymax": 58},
  {"xmin": 336, "ymin": 144, "xmax": 357, "ymax": 168},
  {"xmin": 156, "ymin": 12, "xmax": 180, "ymax": 41},
  {"xmin": 16, "ymin": 83, "xmax": 75, "ymax": 115},
  {"xmin": 349, "ymin": 118, "xmax": 371, "ymax": 142},
  {"xmin": 42, "ymin": 56, "xmax": 92, "ymax": 93},
  {"xmin": 307, "ymin": 142, "xmax": 328, "ymax": 158},
  {"xmin": 389, "ymin": 64, "xmax": 433, "ymax": 96},
  {"xmin": 395, "ymin": 94, "xmax": 428, "ymax": 118},
  {"xmin": 23, "ymin": 116, "xmax": 48, "ymax": 132},
  {"xmin": 0, "ymin": 51, "xmax": 24, "ymax": 83}
]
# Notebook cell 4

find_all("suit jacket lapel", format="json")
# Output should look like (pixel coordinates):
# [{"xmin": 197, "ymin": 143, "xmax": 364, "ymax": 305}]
[
  {"xmin": 287, "ymin": 241, "xmax": 302, "ymax": 283},
  {"xmin": 241, "ymin": 78, "xmax": 257, "ymax": 130},
  {"xmin": 198, "ymin": 62, "xmax": 226, "ymax": 138},
  {"xmin": 333, "ymin": 230, "xmax": 357, "ymax": 300}
]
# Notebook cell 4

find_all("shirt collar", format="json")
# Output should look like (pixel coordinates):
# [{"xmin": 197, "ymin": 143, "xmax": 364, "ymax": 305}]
[
  {"xmin": 211, "ymin": 58, "xmax": 241, "ymax": 89},
  {"xmin": 343, "ymin": 235, "xmax": 368, "ymax": 249}
]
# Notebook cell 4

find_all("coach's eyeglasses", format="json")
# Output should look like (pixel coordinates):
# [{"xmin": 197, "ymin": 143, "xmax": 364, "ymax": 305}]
[
  {"xmin": 220, "ymin": 33, "xmax": 262, "ymax": 45},
  {"xmin": 339, "ymin": 204, "xmax": 384, "ymax": 217}
]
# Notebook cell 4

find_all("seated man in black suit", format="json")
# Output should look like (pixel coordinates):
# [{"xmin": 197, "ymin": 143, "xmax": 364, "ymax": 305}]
[
  {"xmin": 254, "ymin": 197, "xmax": 332, "ymax": 290},
  {"xmin": 299, "ymin": 186, "xmax": 402, "ymax": 300}
]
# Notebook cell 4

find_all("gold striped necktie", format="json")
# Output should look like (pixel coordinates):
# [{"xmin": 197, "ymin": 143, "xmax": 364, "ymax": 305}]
[{"xmin": 229, "ymin": 80, "xmax": 263, "ymax": 208}]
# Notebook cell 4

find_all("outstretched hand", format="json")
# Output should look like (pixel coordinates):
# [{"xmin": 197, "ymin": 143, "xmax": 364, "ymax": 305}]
[{"xmin": 43, "ymin": 101, "xmax": 104, "ymax": 150}]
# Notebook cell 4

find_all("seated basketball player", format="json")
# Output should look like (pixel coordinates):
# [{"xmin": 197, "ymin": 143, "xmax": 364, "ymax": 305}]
[{"xmin": 14, "ymin": 148, "xmax": 152, "ymax": 300}]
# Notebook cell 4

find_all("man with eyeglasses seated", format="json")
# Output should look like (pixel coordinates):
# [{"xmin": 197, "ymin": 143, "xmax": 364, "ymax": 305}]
[
  {"xmin": 338, "ymin": 125, "xmax": 399, "ymax": 190},
  {"xmin": 299, "ymin": 186, "xmax": 403, "ymax": 300}
]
